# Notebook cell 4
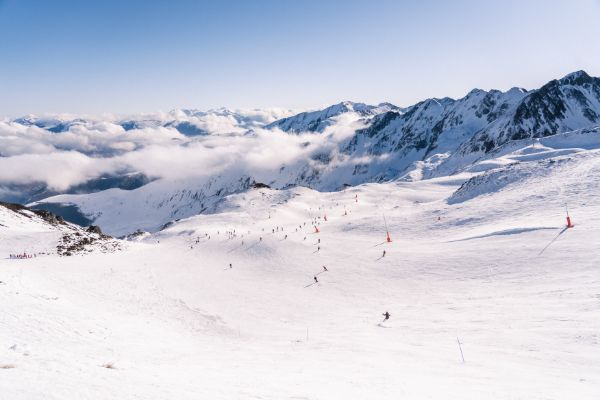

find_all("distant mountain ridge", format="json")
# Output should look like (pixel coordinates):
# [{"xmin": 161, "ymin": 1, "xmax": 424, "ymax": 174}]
[
  {"xmin": 4, "ymin": 70, "xmax": 600, "ymax": 234},
  {"xmin": 264, "ymin": 70, "xmax": 600, "ymax": 178}
]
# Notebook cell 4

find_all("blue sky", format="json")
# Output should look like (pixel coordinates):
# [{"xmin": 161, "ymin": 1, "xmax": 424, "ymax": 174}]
[{"xmin": 1, "ymin": 0, "xmax": 599, "ymax": 116}]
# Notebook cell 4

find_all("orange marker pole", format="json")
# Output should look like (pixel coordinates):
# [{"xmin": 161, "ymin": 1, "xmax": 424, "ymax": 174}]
[
  {"xmin": 566, "ymin": 205, "xmax": 574, "ymax": 228},
  {"xmin": 383, "ymin": 215, "xmax": 391, "ymax": 243}
]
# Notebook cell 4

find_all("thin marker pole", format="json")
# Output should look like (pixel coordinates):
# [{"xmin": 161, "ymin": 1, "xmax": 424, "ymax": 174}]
[{"xmin": 457, "ymin": 337, "xmax": 465, "ymax": 363}]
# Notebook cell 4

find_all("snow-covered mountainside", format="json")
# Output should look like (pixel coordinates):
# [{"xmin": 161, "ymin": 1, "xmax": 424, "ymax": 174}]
[
  {"xmin": 264, "ymin": 101, "xmax": 402, "ymax": 133},
  {"xmin": 3, "ymin": 71, "xmax": 600, "ymax": 235},
  {"xmin": 1, "ymin": 144, "xmax": 599, "ymax": 399},
  {"xmin": 0, "ymin": 202, "xmax": 120, "ymax": 256},
  {"xmin": 468, "ymin": 71, "xmax": 600, "ymax": 149},
  {"xmin": 32, "ymin": 124, "xmax": 600, "ymax": 236}
]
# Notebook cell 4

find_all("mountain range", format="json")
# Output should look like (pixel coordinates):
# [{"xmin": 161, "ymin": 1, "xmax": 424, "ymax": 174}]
[{"xmin": 2, "ymin": 70, "xmax": 600, "ymax": 235}]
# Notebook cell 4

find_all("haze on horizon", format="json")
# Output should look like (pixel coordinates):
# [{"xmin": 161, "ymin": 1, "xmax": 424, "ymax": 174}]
[{"xmin": 1, "ymin": 0, "xmax": 600, "ymax": 117}]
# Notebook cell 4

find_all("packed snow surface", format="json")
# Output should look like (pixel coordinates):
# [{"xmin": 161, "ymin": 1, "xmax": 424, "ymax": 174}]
[{"xmin": 1, "ymin": 149, "xmax": 600, "ymax": 399}]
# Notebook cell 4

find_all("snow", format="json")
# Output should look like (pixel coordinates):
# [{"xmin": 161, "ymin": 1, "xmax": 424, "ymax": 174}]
[
  {"xmin": 2, "ymin": 145, "xmax": 600, "ymax": 399},
  {"xmin": 3, "ymin": 70, "xmax": 600, "ymax": 398},
  {"xmin": 0, "ymin": 206, "xmax": 59, "ymax": 256}
]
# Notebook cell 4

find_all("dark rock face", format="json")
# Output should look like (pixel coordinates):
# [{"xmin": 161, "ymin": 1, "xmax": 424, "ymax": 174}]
[
  {"xmin": 0, "ymin": 202, "xmax": 28, "ymax": 213},
  {"xmin": 33, "ymin": 209, "xmax": 66, "ymax": 225},
  {"xmin": 86, "ymin": 225, "xmax": 103, "ymax": 235},
  {"xmin": 56, "ymin": 231, "xmax": 118, "ymax": 256}
]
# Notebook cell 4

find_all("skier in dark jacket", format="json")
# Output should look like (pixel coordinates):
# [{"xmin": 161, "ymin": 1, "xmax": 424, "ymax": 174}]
[
  {"xmin": 314, "ymin": 276, "xmax": 318, "ymax": 283},
  {"xmin": 382, "ymin": 311, "xmax": 390, "ymax": 321}
]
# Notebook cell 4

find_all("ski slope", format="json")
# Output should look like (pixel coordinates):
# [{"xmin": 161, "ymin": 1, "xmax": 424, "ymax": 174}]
[{"xmin": 1, "ymin": 150, "xmax": 600, "ymax": 399}]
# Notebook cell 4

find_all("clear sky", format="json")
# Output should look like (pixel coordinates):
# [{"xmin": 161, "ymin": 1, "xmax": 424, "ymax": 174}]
[{"xmin": 1, "ymin": 0, "xmax": 600, "ymax": 117}]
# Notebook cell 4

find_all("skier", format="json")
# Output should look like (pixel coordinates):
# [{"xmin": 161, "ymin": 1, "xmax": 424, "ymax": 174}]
[
  {"xmin": 323, "ymin": 265, "xmax": 328, "ymax": 272},
  {"xmin": 284, "ymin": 234, "xmax": 288, "ymax": 240},
  {"xmin": 317, "ymin": 246, "xmax": 320, "ymax": 252},
  {"xmin": 229, "ymin": 263, "xmax": 232, "ymax": 269},
  {"xmin": 318, "ymin": 238, "xmax": 320, "ymax": 244},
  {"xmin": 382, "ymin": 311, "xmax": 390, "ymax": 322},
  {"xmin": 314, "ymin": 276, "xmax": 318, "ymax": 283},
  {"xmin": 382, "ymin": 250, "xmax": 386, "ymax": 258}
]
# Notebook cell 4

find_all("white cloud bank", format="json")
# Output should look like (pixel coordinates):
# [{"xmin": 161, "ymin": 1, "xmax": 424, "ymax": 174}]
[{"xmin": 0, "ymin": 110, "xmax": 368, "ymax": 192}]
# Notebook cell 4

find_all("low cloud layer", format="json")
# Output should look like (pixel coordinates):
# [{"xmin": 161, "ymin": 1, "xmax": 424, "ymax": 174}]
[{"xmin": 0, "ymin": 109, "xmax": 367, "ymax": 194}]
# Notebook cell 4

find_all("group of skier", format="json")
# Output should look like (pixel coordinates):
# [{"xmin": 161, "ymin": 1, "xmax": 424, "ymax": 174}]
[
  {"xmin": 219, "ymin": 198, "xmax": 392, "ymax": 323},
  {"xmin": 9, "ymin": 252, "xmax": 37, "ymax": 259}
]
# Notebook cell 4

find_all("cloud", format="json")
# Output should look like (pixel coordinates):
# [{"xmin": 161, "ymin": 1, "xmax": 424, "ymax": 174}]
[
  {"xmin": 0, "ymin": 109, "xmax": 370, "ymax": 195},
  {"xmin": 0, "ymin": 151, "xmax": 121, "ymax": 191}
]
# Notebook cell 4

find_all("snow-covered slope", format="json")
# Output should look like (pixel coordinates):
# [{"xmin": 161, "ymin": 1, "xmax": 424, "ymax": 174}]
[
  {"xmin": 0, "ymin": 202, "xmax": 120, "ymax": 256},
  {"xmin": 1, "ymin": 146, "xmax": 599, "ymax": 399},
  {"xmin": 37, "ymin": 175, "xmax": 261, "ymax": 237}
]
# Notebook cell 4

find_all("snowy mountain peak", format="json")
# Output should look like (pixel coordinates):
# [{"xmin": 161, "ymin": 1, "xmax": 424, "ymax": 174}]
[
  {"xmin": 466, "ymin": 88, "xmax": 487, "ymax": 97},
  {"xmin": 558, "ymin": 70, "xmax": 593, "ymax": 85},
  {"xmin": 265, "ymin": 101, "xmax": 377, "ymax": 133}
]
